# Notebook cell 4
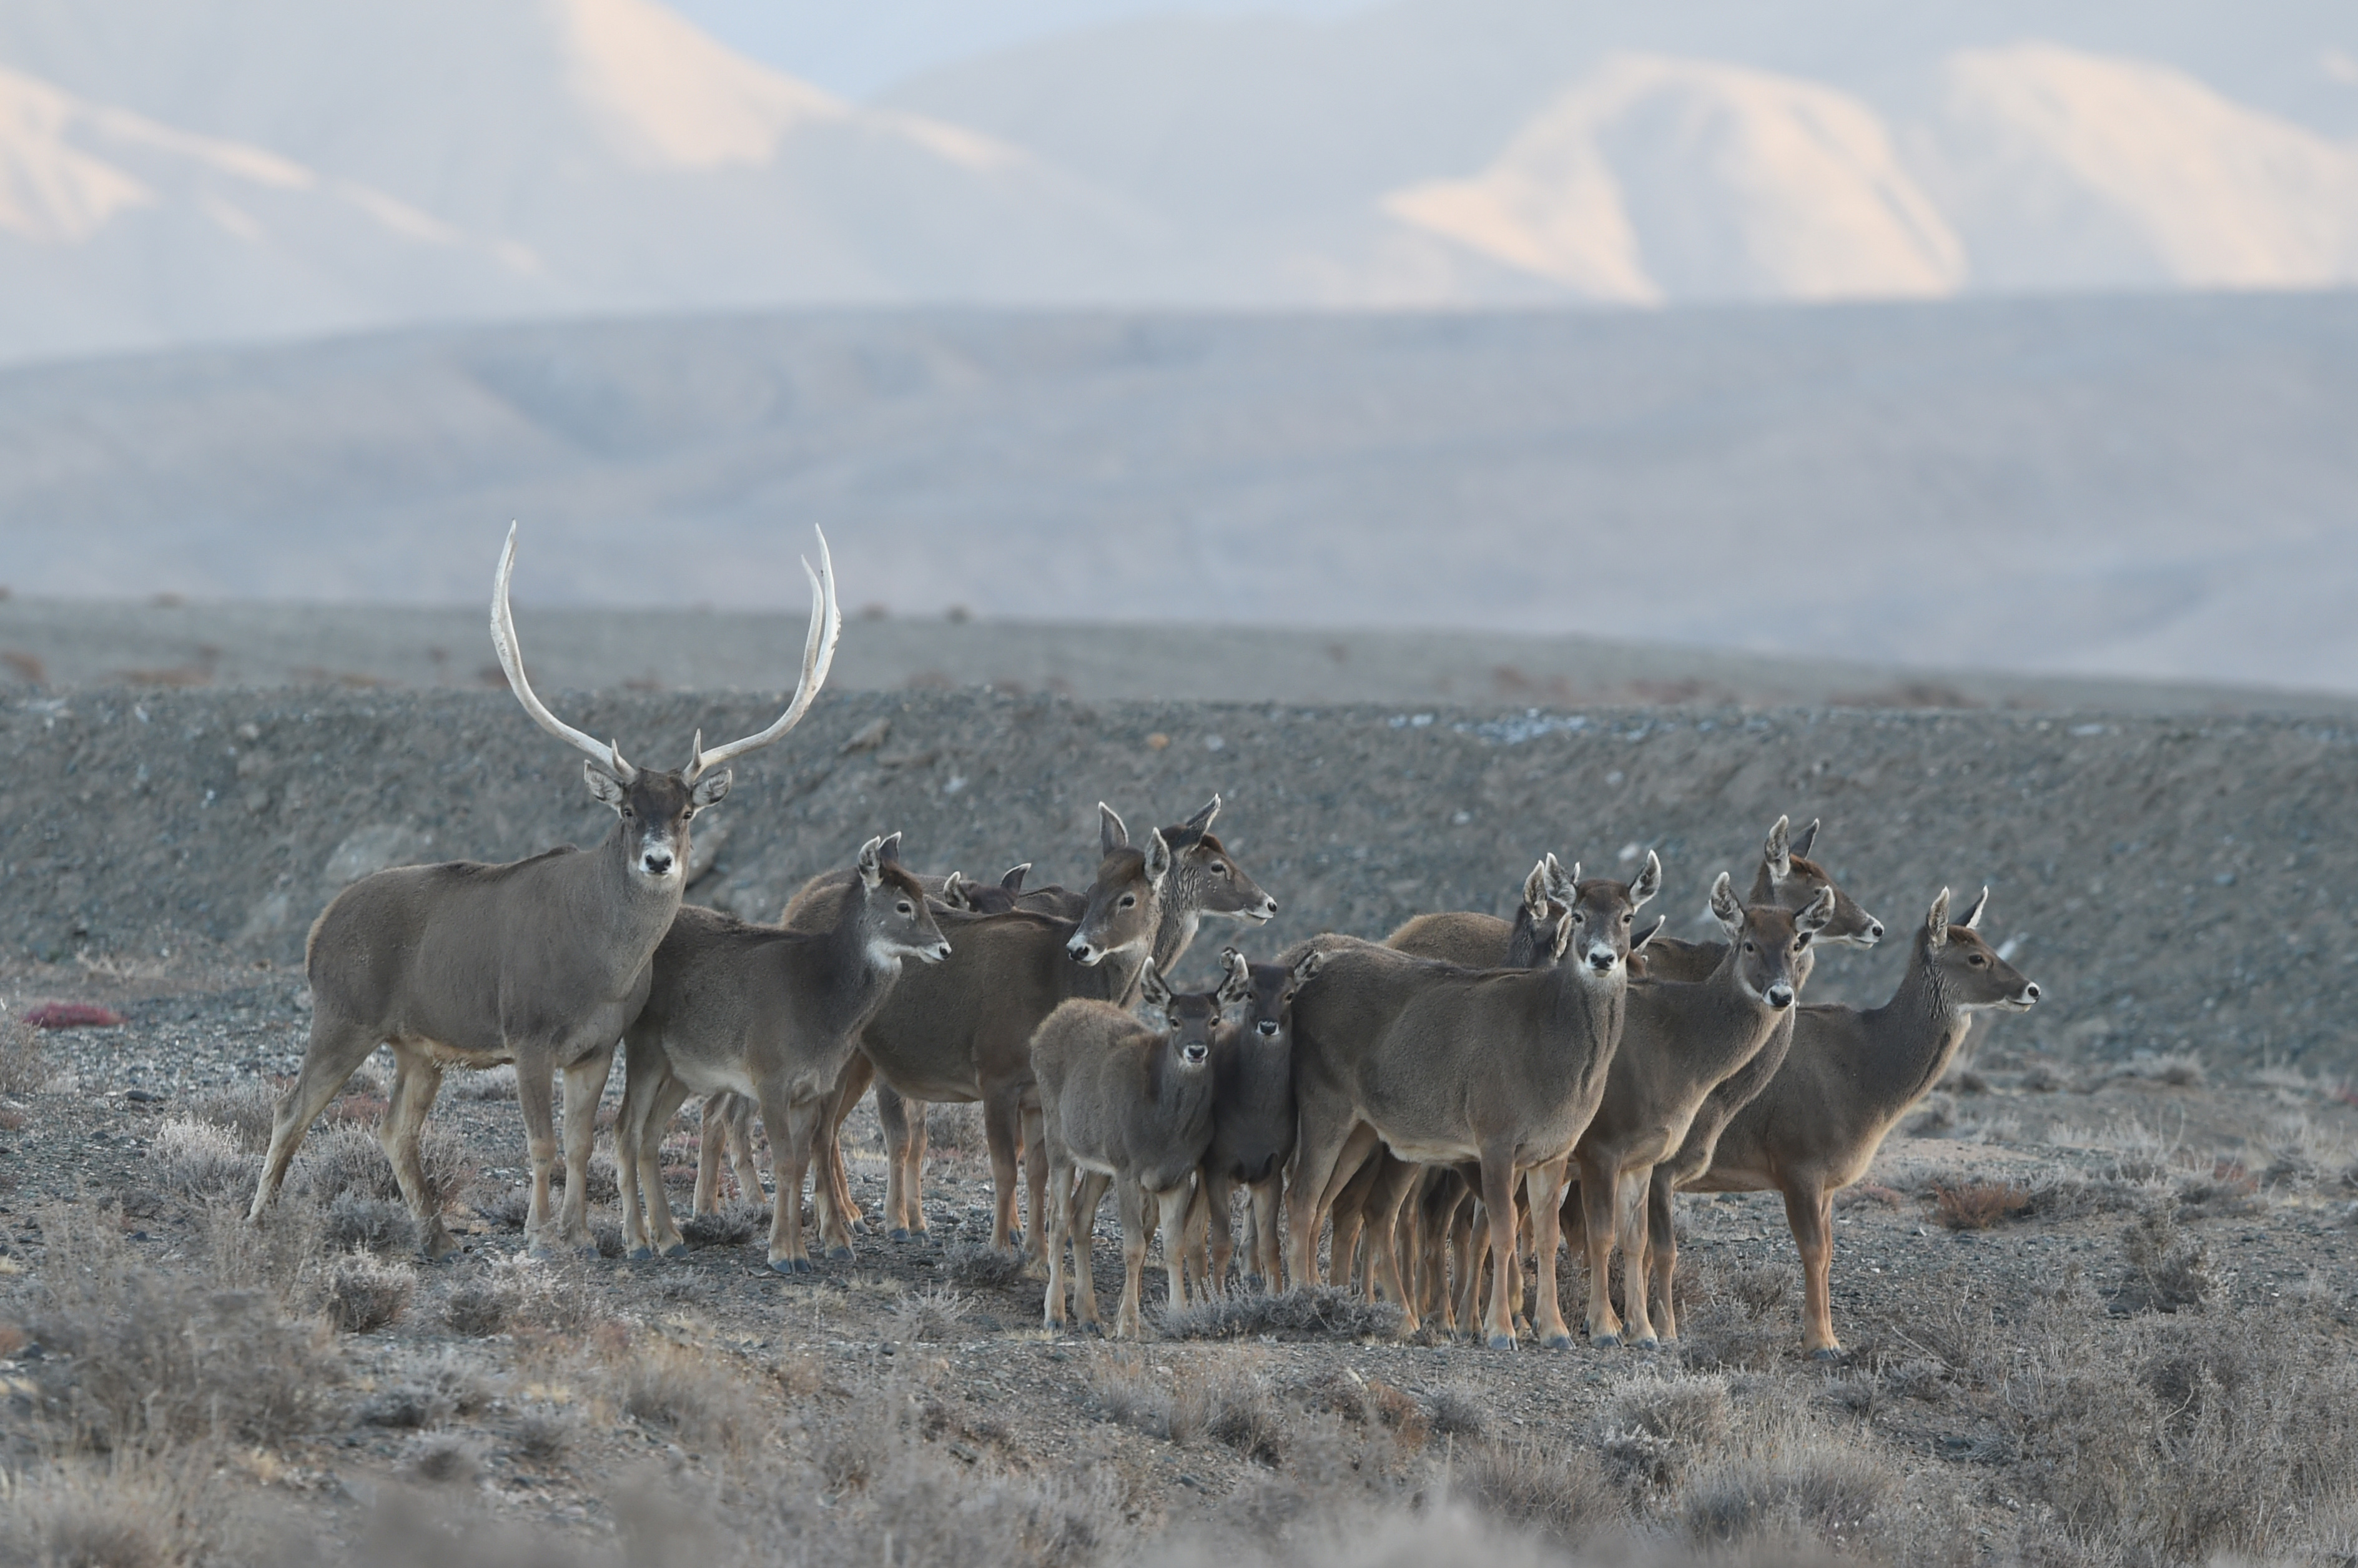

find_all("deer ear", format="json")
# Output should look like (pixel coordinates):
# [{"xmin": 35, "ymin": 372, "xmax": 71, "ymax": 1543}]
[
  {"xmin": 1522, "ymin": 860, "xmax": 1550, "ymax": 917},
  {"xmin": 1139, "ymin": 964, "xmax": 1172, "ymax": 1013},
  {"xmin": 1925, "ymin": 889, "xmax": 1951, "ymax": 949},
  {"xmin": 1632, "ymin": 915, "xmax": 1664, "ymax": 953},
  {"xmin": 689, "ymin": 769, "xmax": 731, "ymax": 810},
  {"xmin": 1791, "ymin": 818, "xmax": 1821, "ymax": 859},
  {"xmin": 1630, "ymin": 851, "xmax": 1662, "ymax": 909},
  {"xmin": 1709, "ymin": 871, "xmax": 1744, "ymax": 934},
  {"xmin": 585, "ymin": 762, "xmax": 627, "ymax": 811},
  {"xmin": 1290, "ymin": 949, "xmax": 1324, "ymax": 985},
  {"xmin": 1144, "ymin": 828, "xmax": 1173, "ymax": 885},
  {"xmin": 1185, "ymin": 795, "xmax": 1221, "ymax": 834},
  {"xmin": 1797, "ymin": 884, "xmax": 1836, "ymax": 936},
  {"xmin": 1549, "ymin": 907, "xmax": 1578, "ymax": 960},
  {"xmin": 1762, "ymin": 816, "xmax": 1792, "ymax": 882},
  {"xmin": 877, "ymin": 831, "xmax": 903, "ymax": 867},
  {"xmin": 1218, "ymin": 949, "xmax": 1253, "ymax": 1005},
  {"xmin": 1963, "ymin": 885, "xmax": 1990, "ymax": 930},
  {"xmin": 1001, "ymin": 863, "xmax": 1030, "ymax": 894},
  {"xmin": 856, "ymin": 836, "xmax": 886, "ymax": 890},
  {"xmin": 1098, "ymin": 802, "xmax": 1129, "ymax": 856},
  {"xmin": 937, "ymin": 874, "xmax": 972, "ymax": 911}
]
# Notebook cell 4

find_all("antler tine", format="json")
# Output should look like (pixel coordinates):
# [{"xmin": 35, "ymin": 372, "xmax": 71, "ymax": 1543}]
[
  {"xmin": 490, "ymin": 524, "xmax": 634, "ymax": 781},
  {"xmin": 688, "ymin": 527, "xmax": 842, "ymax": 781}
]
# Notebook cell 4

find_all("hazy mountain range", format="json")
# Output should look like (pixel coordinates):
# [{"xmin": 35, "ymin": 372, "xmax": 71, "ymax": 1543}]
[{"xmin": 1, "ymin": 0, "xmax": 2355, "ymax": 364}]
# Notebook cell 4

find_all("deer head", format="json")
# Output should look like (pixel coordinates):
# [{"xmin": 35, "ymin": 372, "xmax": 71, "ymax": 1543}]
[
  {"xmin": 1923, "ymin": 887, "xmax": 2040, "ymax": 1012},
  {"xmin": 1711, "ymin": 872, "xmax": 1835, "ymax": 1010},
  {"xmin": 855, "ymin": 834, "xmax": 952, "ymax": 967},
  {"xmin": 1068, "ymin": 806, "xmax": 1173, "ymax": 966},
  {"xmin": 1755, "ymin": 816, "xmax": 1883, "ymax": 947}
]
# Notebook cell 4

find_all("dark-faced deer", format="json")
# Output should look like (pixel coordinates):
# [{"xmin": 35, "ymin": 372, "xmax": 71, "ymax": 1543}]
[
  {"xmin": 1177, "ymin": 948, "xmax": 1323, "ymax": 1294},
  {"xmin": 1034, "ymin": 960, "xmax": 1249, "ymax": 1337},
  {"xmin": 1283, "ymin": 869, "xmax": 1640, "ymax": 1349},
  {"xmin": 1565, "ymin": 875, "xmax": 1833, "ymax": 1347},
  {"xmin": 1661, "ymin": 887, "xmax": 2038, "ymax": 1354},
  {"xmin": 611, "ymin": 834, "xmax": 949, "ymax": 1271},
  {"xmin": 247, "ymin": 525, "xmax": 838, "ymax": 1256}
]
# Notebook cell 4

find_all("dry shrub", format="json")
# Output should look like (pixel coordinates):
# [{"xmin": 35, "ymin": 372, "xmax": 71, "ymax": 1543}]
[
  {"xmin": 442, "ymin": 1278, "xmax": 515, "ymax": 1338},
  {"xmin": 185, "ymin": 1080, "xmax": 277, "ymax": 1149},
  {"xmin": 616, "ymin": 1339, "xmax": 762, "ymax": 1457},
  {"xmin": 889, "ymin": 1285, "xmax": 972, "ymax": 1343},
  {"xmin": 0, "ymin": 1016, "xmax": 49, "ymax": 1095},
  {"xmin": 1604, "ymin": 1370, "xmax": 1734, "ymax": 1446},
  {"xmin": 1158, "ymin": 1286, "xmax": 1401, "ymax": 1342},
  {"xmin": 1171, "ymin": 1362, "xmax": 1292, "ymax": 1465},
  {"xmin": 2005, "ymin": 1299, "xmax": 2358, "ymax": 1564},
  {"xmin": 292, "ymin": 1124, "xmax": 471, "ymax": 1213},
  {"xmin": 318, "ymin": 1250, "xmax": 417, "ymax": 1333},
  {"xmin": 550, "ymin": 1152, "xmax": 621, "ymax": 1205},
  {"xmin": 2117, "ymin": 1206, "xmax": 2215, "ymax": 1313},
  {"xmin": 2111, "ymin": 1051, "xmax": 2208, "ymax": 1088},
  {"xmin": 1087, "ymin": 1352, "xmax": 1173, "ymax": 1437},
  {"xmin": 2174, "ymin": 1158, "xmax": 2263, "ymax": 1220},
  {"xmin": 1677, "ymin": 1420, "xmax": 1896, "ymax": 1551},
  {"xmin": 357, "ymin": 1355, "xmax": 491, "ymax": 1430},
  {"xmin": 515, "ymin": 1402, "xmax": 577, "ymax": 1463},
  {"xmin": 1296, "ymin": 1368, "xmax": 1426, "ymax": 1447},
  {"xmin": 1724, "ymin": 1260, "xmax": 1795, "ymax": 1321},
  {"xmin": 1449, "ymin": 1438, "xmax": 1624, "ymax": 1546},
  {"xmin": 323, "ymin": 1191, "xmax": 420, "ymax": 1255},
  {"xmin": 446, "ymin": 1064, "xmax": 518, "ymax": 1101},
  {"xmin": 27, "ymin": 1203, "xmax": 333, "ymax": 1451},
  {"xmin": 681, "ymin": 1200, "xmax": 767, "ymax": 1249},
  {"xmin": 2020, "ymin": 1170, "xmax": 2154, "ymax": 1221},
  {"xmin": 1423, "ymin": 1384, "xmax": 1487, "ymax": 1439},
  {"xmin": 2019, "ymin": 1061, "xmax": 2070, "ymax": 1093},
  {"xmin": 0, "ymin": 1454, "xmax": 243, "ymax": 1568},
  {"xmin": 1931, "ymin": 1180, "xmax": 2033, "ymax": 1231},
  {"xmin": 942, "ymin": 1243, "xmax": 1027, "ymax": 1290},
  {"xmin": 406, "ymin": 1434, "xmax": 483, "ymax": 1485},
  {"xmin": 150, "ymin": 1117, "xmax": 259, "ymax": 1201}
]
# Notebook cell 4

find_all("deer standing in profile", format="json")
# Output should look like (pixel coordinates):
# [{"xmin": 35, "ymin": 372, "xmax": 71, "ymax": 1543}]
[
  {"xmin": 1657, "ymin": 887, "xmax": 2038, "ymax": 1354},
  {"xmin": 611, "ymin": 834, "xmax": 950, "ymax": 1272},
  {"xmin": 247, "ymin": 525, "xmax": 839, "ymax": 1256},
  {"xmin": 1034, "ymin": 960, "xmax": 1251, "ymax": 1337}
]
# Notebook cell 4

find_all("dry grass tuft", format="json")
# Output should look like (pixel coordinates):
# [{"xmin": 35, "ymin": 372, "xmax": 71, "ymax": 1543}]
[
  {"xmin": 405, "ymin": 1434, "xmax": 483, "ymax": 1485},
  {"xmin": 1423, "ymin": 1385, "xmax": 1488, "ymax": 1439},
  {"xmin": 292, "ymin": 1124, "xmax": 471, "ymax": 1213},
  {"xmin": 185, "ymin": 1080, "xmax": 278, "ymax": 1150},
  {"xmin": 615, "ymin": 1339, "xmax": 762, "ymax": 1457},
  {"xmin": 322, "ymin": 1191, "xmax": 420, "ymax": 1255},
  {"xmin": 514, "ymin": 1402, "xmax": 577, "ymax": 1463},
  {"xmin": 1449, "ymin": 1439, "xmax": 1624, "ymax": 1546},
  {"xmin": 0, "ymin": 1455, "xmax": 240, "ymax": 1568},
  {"xmin": 1170, "ymin": 1362, "xmax": 1293, "ymax": 1465},
  {"xmin": 1157, "ymin": 1287, "xmax": 1402, "ymax": 1343},
  {"xmin": 318, "ymin": 1250, "xmax": 417, "ymax": 1333},
  {"xmin": 1931, "ymin": 1179, "xmax": 2033, "ymax": 1231},
  {"xmin": 0, "ymin": 1015, "xmax": 50, "ymax": 1096},
  {"xmin": 1677, "ymin": 1421, "xmax": 1897, "ymax": 1551},
  {"xmin": 445, "ymin": 1063, "xmax": 518, "ymax": 1101},
  {"xmin": 681, "ymin": 1200, "xmax": 767, "ymax": 1250},
  {"xmin": 152, "ymin": 1117, "xmax": 259, "ymax": 1201},
  {"xmin": 2174, "ymin": 1159, "xmax": 2263, "ymax": 1220},
  {"xmin": 889, "ymin": 1284, "xmax": 972, "ymax": 1343},
  {"xmin": 2111, "ymin": 1051, "xmax": 2208, "ymax": 1088},
  {"xmin": 2116, "ymin": 1206, "xmax": 2216, "ymax": 1313},
  {"xmin": 941, "ymin": 1243, "xmax": 1028, "ymax": 1290},
  {"xmin": 29, "ymin": 1203, "xmax": 333, "ymax": 1451}
]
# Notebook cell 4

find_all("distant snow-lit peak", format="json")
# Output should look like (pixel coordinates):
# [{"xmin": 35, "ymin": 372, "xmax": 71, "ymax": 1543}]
[
  {"xmin": 1920, "ymin": 42, "xmax": 2358, "ymax": 290},
  {"xmin": 558, "ymin": 0, "xmax": 847, "ymax": 169},
  {"xmin": 1388, "ymin": 53, "xmax": 1965, "ymax": 305},
  {"xmin": 0, "ymin": 66, "xmax": 154, "ymax": 243}
]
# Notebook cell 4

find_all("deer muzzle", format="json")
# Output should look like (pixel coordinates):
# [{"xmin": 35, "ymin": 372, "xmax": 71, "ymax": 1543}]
[{"xmin": 1765, "ymin": 982, "xmax": 1795, "ymax": 1010}]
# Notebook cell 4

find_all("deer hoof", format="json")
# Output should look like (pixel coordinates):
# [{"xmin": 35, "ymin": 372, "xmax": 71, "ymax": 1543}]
[
  {"xmin": 887, "ymin": 1227, "xmax": 912, "ymax": 1243},
  {"xmin": 418, "ymin": 1223, "xmax": 460, "ymax": 1261},
  {"xmin": 1542, "ymin": 1331, "xmax": 1573, "ymax": 1350},
  {"xmin": 661, "ymin": 1243, "xmax": 688, "ymax": 1260},
  {"xmin": 626, "ymin": 1245, "xmax": 656, "ymax": 1263},
  {"xmin": 1485, "ymin": 1333, "xmax": 1516, "ymax": 1351},
  {"xmin": 1632, "ymin": 1336, "xmax": 1660, "ymax": 1352},
  {"xmin": 826, "ymin": 1245, "xmax": 853, "ymax": 1262},
  {"xmin": 1591, "ymin": 1331, "xmax": 1621, "ymax": 1349},
  {"xmin": 769, "ymin": 1256, "xmax": 812, "ymax": 1276},
  {"xmin": 1809, "ymin": 1346, "xmax": 1845, "ymax": 1362}
]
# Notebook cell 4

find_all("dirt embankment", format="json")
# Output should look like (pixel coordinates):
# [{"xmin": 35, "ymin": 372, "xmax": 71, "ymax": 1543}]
[{"xmin": 4, "ymin": 688, "xmax": 2354, "ymax": 1072}]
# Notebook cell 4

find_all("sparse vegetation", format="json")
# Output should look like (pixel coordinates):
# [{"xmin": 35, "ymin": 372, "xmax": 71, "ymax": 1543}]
[
  {"xmin": 1158, "ymin": 1286, "xmax": 1403, "ymax": 1342},
  {"xmin": 318, "ymin": 1250, "xmax": 417, "ymax": 1332},
  {"xmin": 0, "ymin": 1016, "xmax": 52, "ymax": 1095}
]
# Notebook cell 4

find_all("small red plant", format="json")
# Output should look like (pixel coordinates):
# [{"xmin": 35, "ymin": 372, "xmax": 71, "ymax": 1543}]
[{"xmin": 20, "ymin": 1002, "xmax": 124, "ymax": 1030}]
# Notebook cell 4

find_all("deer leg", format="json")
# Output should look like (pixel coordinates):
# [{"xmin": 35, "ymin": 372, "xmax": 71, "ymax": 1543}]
[
  {"xmin": 1326, "ymin": 1148, "xmax": 1379, "ymax": 1299},
  {"xmin": 877, "ymin": 1083, "xmax": 920, "ymax": 1240},
  {"xmin": 249, "ymin": 1017, "xmax": 380, "ymax": 1221},
  {"xmin": 1365, "ymin": 1155, "xmax": 1422, "ymax": 1332},
  {"xmin": 693, "ymin": 1093, "xmax": 731, "ymax": 1215},
  {"xmin": 1610, "ymin": 1163, "xmax": 1659, "ymax": 1350},
  {"xmin": 808, "ymin": 1091, "xmax": 857, "ymax": 1262},
  {"xmin": 1577, "ymin": 1154, "xmax": 1625, "ymax": 1346},
  {"xmin": 1115, "ymin": 1174, "xmax": 1150, "ymax": 1339},
  {"xmin": 980, "ymin": 1090, "xmax": 1025, "ymax": 1256},
  {"xmin": 1477, "ymin": 1151, "xmax": 1521, "ymax": 1349},
  {"xmin": 1043, "ymin": 1155, "xmax": 1075, "ymax": 1329},
  {"xmin": 1068, "ymin": 1171, "xmax": 1112, "ymax": 1332},
  {"xmin": 1248, "ymin": 1178, "xmax": 1281, "ymax": 1293},
  {"xmin": 1522, "ymin": 1158, "xmax": 1572, "ymax": 1347},
  {"xmin": 1786, "ymin": 1184, "xmax": 1843, "ymax": 1358},
  {"xmin": 614, "ymin": 1035, "xmax": 659, "ymax": 1258},
  {"xmin": 756, "ymin": 1082, "xmax": 820, "ymax": 1275},
  {"xmin": 902, "ymin": 1097, "xmax": 931, "ymax": 1238},
  {"xmin": 1200, "ymin": 1171, "xmax": 1237, "ymax": 1296},
  {"xmin": 380, "ymin": 1042, "xmax": 455, "ymax": 1260},
  {"xmin": 1644, "ymin": 1168, "xmax": 1680, "ymax": 1345},
  {"xmin": 513, "ymin": 1046, "xmax": 565, "ymax": 1253},
  {"xmin": 1285, "ymin": 1112, "xmax": 1367, "ymax": 1290},
  {"xmin": 553, "ymin": 1045, "xmax": 616, "ymax": 1253},
  {"xmin": 1454, "ymin": 1196, "xmax": 1485, "ymax": 1338},
  {"xmin": 724, "ymin": 1096, "xmax": 764, "ymax": 1211},
  {"xmin": 1020, "ymin": 1093, "xmax": 1048, "ymax": 1272},
  {"xmin": 636, "ymin": 1072, "xmax": 696, "ymax": 1258},
  {"xmin": 1155, "ymin": 1183, "xmax": 1194, "ymax": 1317}
]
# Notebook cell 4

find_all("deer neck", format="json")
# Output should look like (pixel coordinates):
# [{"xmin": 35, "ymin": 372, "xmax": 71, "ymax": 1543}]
[
  {"xmin": 1851, "ymin": 947, "xmax": 1973, "ymax": 1115},
  {"xmin": 588, "ymin": 827, "xmax": 687, "ymax": 970},
  {"xmin": 1149, "ymin": 901, "xmax": 1200, "ymax": 974},
  {"xmin": 817, "ymin": 885, "xmax": 899, "ymax": 1038},
  {"xmin": 1670, "ymin": 945, "xmax": 1785, "ymax": 1082}
]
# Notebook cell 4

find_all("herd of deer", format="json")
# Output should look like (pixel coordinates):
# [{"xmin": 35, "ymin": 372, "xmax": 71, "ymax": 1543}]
[{"xmin": 246, "ymin": 529, "xmax": 2041, "ymax": 1358}]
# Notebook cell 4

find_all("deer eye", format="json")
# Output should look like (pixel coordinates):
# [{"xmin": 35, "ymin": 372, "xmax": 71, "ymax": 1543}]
[
  {"xmin": 1968, "ymin": 954, "xmax": 1987, "ymax": 967},
  {"xmin": 1211, "ymin": 862, "xmax": 1228, "ymax": 875},
  {"xmin": 897, "ymin": 902, "xmax": 914, "ymax": 916},
  {"xmin": 1744, "ymin": 940, "xmax": 1757, "ymax": 954},
  {"xmin": 1118, "ymin": 894, "xmax": 1136, "ymax": 909},
  {"xmin": 1621, "ymin": 912, "xmax": 1632, "ymax": 925}
]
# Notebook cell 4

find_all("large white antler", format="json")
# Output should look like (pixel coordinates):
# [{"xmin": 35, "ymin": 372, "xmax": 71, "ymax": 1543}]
[
  {"xmin": 491, "ymin": 523, "xmax": 636, "ymax": 782},
  {"xmin": 685, "ymin": 526, "xmax": 841, "ymax": 781}
]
